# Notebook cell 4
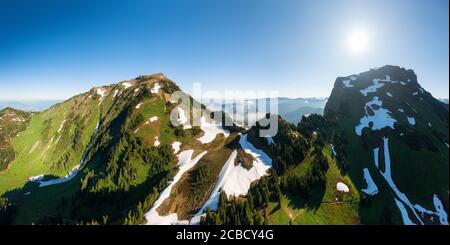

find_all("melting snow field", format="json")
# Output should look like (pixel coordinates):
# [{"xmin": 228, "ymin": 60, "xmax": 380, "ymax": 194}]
[
  {"xmin": 221, "ymin": 134, "xmax": 271, "ymax": 196},
  {"xmin": 37, "ymin": 164, "xmax": 82, "ymax": 187},
  {"xmin": 190, "ymin": 151, "xmax": 238, "ymax": 224},
  {"xmin": 190, "ymin": 134, "xmax": 272, "ymax": 224},
  {"xmin": 355, "ymin": 96, "xmax": 397, "ymax": 136},
  {"xmin": 197, "ymin": 117, "xmax": 230, "ymax": 144},
  {"xmin": 144, "ymin": 150, "xmax": 207, "ymax": 225},
  {"xmin": 361, "ymin": 168, "xmax": 378, "ymax": 195},
  {"xmin": 336, "ymin": 182, "xmax": 349, "ymax": 192}
]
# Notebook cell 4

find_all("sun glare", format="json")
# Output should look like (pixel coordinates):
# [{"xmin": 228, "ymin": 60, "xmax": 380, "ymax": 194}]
[{"xmin": 347, "ymin": 30, "xmax": 369, "ymax": 54}]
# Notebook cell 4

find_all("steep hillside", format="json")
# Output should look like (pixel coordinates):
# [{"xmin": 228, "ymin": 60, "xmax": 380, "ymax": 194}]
[
  {"xmin": 325, "ymin": 65, "xmax": 449, "ymax": 225},
  {"xmin": 0, "ymin": 108, "xmax": 31, "ymax": 171},
  {"xmin": 0, "ymin": 74, "xmax": 253, "ymax": 225}
]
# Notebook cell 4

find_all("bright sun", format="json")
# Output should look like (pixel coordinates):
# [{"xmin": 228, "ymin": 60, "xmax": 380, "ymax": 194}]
[{"xmin": 347, "ymin": 30, "xmax": 369, "ymax": 54}]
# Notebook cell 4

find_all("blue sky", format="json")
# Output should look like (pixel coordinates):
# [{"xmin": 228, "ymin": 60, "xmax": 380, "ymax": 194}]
[{"xmin": 0, "ymin": 0, "xmax": 448, "ymax": 100}]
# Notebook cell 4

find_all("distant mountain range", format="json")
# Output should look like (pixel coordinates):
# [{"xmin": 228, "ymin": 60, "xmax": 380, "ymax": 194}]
[
  {"xmin": 0, "ymin": 66, "xmax": 447, "ymax": 225},
  {"xmin": 0, "ymin": 100, "xmax": 62, "ymax": 112}
]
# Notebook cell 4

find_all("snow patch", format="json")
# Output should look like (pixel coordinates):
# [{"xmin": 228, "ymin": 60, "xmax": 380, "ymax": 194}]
[
  {"xmin": 360, "ymin": 75, "xmax": 399, "ymax": 96},
  {"xmin": 151, "ymin": 83, "xmax": 161, "ymax": 94},
  {"xmin": 342, "ymin": 79, "xmax": 355, "ymax": 88},
  {"xmin": 135, "ymin": 103, "xmax": 143, "ymax": 109},
  {"xmin": 373, "ymin": 148, "xmax": 379, "ymax": 168},
  {"xmin": 336, "ymin": 182, "xmax": 349, "ymax": 192},
  {"xmin": 122, "ymin": 82, "xmax": 133, "ymax": 89},
  {"xmin": 190, "ymin": 151, "xmax": 238, "ymax": 224},
  {"xmin": 386, "ymin": 92, "xmax": 393, "ymax": 97},
  {"xmin": 197, "ymin": 116, "xmax": 230, "ymax": 144},
  {"xmin": 172, "ymin": 141, "xmax": 181, "ymax": 154},
  {"xmin": 433, "ymin": 195, "xmax": 449, "ymax": 225},
  {"xmin": 376, "ymin": 138, "xmax": 447, "ymax": 225},
  {"xmin": 144, "ymin": 150, "xmax": 207, "ymax": 225},
  {"xmin": 28, "ymin": 175, "xmax": 44, "ymax": 182},
  {"xmin": 154, "ymin": 137, "xmax": 160, "ymax": 147},
  {"xmin": 407, "ymin": 116, "xmax": 416, "ymax": 126},
  {"xmin": 355, "ymin": 96, "xmax": 397, "ymax": 136},
  {"xmin": 394, "ymin": 198, "xmax": 415, "ymax": 225},
  {"xmin": 361, "ymin": 168, "xmax": 378, "ymax": 195}
]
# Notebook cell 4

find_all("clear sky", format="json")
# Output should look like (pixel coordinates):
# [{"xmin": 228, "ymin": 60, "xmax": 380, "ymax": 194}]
[{"xmin": 0, "ymin": 0, "xmax": 448, "ymax": 100}]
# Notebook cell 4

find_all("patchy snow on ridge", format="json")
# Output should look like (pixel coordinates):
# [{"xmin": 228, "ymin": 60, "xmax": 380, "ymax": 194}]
[
  {"xmin": 96, "ymin": 88, "xmax": 107, "ymax": 105},
  {"xmin": 122, "ymin": 82, "xmax": 133, "ymax": 89},
  {"xmin": 355, "ymin": 96, "xmax": 397, "ymax": 136},
  {"xmin": 150, "ymin": 83, "xmax": 161, "ymax": 94},
  {"xmin": 336, "ymin": 182, "xmax": 349, "ymax": 192},
  {"xmin": 145, "ymin": 150, "xmax": 207, "ymax": 225},
  {"xmin": 407, "ymin": 116, "xmax": 416, "ymax": 126},
  {"xmin": 172, "ymin": 141, "xmax": 181, "ymax": 154},
  {"xmin": 360, "ymin": 75, "xmax": 399, "ymax": 97},
  {"xmin": 113, "ymin": 90, "xmax": 118, "ymax": 97},
  {"xmin": 361, "ymin": 168, "xmax": 378, "ymax": 195},
  {"xmin": 342, "ymin": 79, "xmax": 355, "ymax": 88},
  {"xmin": 197, "ymin": 116, "xmax": 230, "ymax": 144}
]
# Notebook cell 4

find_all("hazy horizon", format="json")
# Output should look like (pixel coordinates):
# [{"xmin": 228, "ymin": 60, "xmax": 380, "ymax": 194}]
[{"xmin": 1, "ymin": 0, "xmax": 448, "ymax": 100}]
